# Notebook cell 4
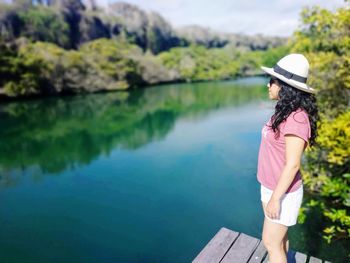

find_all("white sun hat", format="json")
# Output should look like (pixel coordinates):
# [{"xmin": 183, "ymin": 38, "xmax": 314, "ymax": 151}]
[{"xmin": 261, "ymin": 53, "xmax": 317, "ymax": 94}]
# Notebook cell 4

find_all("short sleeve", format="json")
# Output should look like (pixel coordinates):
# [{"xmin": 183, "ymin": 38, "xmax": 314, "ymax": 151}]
[{"xmin": 282, "ymin": 111, "xmax": 310, "ymax": 143}]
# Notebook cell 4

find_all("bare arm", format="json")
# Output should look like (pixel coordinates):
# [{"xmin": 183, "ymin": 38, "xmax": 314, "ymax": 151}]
[
  {"xmin": 265, "ymin": 134, "xmax": 306, "ymax": 219},
  {"xmin": 271, "ymin": 134, "xmax": 306, "ymax": 201}
]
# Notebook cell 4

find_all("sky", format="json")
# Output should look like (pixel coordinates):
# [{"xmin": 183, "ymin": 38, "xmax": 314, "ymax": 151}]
[{"xmin": 97, "ymin": 0, "xmax": 347, "ymax": 37}]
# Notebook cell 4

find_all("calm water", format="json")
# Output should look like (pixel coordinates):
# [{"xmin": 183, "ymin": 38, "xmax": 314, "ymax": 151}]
[{"xmin": 0, "ymin": 77, "xmax": 348, "ymax": 262}]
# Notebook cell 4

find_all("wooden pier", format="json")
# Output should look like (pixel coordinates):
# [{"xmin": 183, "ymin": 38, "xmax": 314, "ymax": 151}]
[{"xmin": 192, "ymin": 227, "xmax": 330, "ymax": 263}]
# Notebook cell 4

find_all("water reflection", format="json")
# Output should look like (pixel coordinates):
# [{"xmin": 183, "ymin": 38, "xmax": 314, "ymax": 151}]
[{"xmin": 0, "ymin": 77, "xmax": 266, "ymax": 185}]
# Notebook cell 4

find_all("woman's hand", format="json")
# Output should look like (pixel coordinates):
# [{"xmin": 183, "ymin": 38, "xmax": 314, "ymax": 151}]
[{"xmin": 265, "ymin": 198, "xmax": 281, "ymax": 220}]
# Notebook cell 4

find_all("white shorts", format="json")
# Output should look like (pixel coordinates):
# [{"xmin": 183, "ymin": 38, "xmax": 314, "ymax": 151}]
[{"xmin": 260, "ymin": 184, "xmax": 303, "ymax": 226}]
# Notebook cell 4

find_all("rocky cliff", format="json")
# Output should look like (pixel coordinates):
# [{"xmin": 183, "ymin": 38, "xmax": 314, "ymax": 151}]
[{"xmin": 0, "ymin": 1, "xmax": 286, "ymax": 53}]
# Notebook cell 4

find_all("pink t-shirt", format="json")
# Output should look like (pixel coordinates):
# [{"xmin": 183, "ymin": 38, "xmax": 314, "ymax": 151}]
[{"xmin": 257, "ymin": 108, "xmax": 311, "ymax": 193}]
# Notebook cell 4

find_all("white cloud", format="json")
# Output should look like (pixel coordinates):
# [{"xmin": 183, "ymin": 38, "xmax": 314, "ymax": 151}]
[{"xmin": 96, "ymin": 0, "xmax": 348, "ymax": 36}]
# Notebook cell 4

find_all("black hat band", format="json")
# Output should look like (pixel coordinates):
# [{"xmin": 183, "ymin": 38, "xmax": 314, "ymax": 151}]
[{"xmin": 273, "ymin": 64, "xmax": 307, "ymax": 83}]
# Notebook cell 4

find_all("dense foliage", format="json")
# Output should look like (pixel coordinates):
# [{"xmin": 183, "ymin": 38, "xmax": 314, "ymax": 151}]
[
  {"xmin": 0, "ymin": 36, "xmax": 287, "ymax": 98},
  {"xmin": 158, "ymin": 45, "xmax": 240, "ymax": 81},
  {"xmin": 0, "ymin": 2, "xmax": 287, "ymax": 99},
  {"xmin": 292, "ymin": 4, "xmax": 350, "ymax": 245},
  {"xmin": 0, "ymin": 38, "xmax": 146, "ymax": 96},
  {"xmin": 17, "ymin": 5, "xmax": 70, "ymax": 47}
]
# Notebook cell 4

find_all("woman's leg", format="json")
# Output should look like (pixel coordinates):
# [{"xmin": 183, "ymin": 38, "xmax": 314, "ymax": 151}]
[{"xmin": 261, "ymin": 202, "xmax": 288, "ymax": 263}]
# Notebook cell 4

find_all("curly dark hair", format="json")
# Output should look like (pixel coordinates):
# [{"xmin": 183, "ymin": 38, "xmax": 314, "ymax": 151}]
[{"xmin": 267, "ymin": 78, "xmax": 319, "ymax": 147}]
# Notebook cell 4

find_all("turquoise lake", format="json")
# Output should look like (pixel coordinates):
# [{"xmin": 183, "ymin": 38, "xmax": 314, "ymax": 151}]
[{"xmin": 0, "ymin": 77, "xmax": 348, "ymax": 262}]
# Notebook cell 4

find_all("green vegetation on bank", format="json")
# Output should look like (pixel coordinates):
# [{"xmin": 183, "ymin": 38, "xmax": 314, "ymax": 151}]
[
  {"xmin": 0, "ymin": 38, "xmax": 143, "ymax": 96},
  {"xmin": 158, "ymin": 45, "xmax": 290, "ymax": 81},
  {"xmin": 0, "ymin": 2, "xmax": 287, "ymax": 99},
  {"xmin": 0, "ymin": 36, "xmax": 287, "ymax": 98},
  {"xmin": 292, "ymin": 5, "xmax": 350, "ymax": 245}
]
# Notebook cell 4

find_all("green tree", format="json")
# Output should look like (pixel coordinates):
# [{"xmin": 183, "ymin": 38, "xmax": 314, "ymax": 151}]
[
  {"xmin": 158, "ymin": 45, "xmax": 241, "ymax": 81},
  {"xmin": 80, "ymin": 38, "xmax": 143, "ymax": 88},
  {"xmin": 17, "ymin": 6, "xmax": 70, "ymax": 48},
  {"xmin": 1, "ymin": 39, "xmax": 51, "ymax": 96},
  {"xmin": 291, "ymin": 3, "xmax": 350, "ymax": 244}
]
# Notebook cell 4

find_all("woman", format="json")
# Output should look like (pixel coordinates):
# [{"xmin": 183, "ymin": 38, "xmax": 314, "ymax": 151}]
[{"xmin": 257, "ymin": 54, "xmax": 319, "ymax": 263}]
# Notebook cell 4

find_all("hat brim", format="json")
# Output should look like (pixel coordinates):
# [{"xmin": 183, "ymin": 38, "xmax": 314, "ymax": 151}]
[{"xmin": 261, "ymin": 66, "xmax": 317, "ymax": 94}]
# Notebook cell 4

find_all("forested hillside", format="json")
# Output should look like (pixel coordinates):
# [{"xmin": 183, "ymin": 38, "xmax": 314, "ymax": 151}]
[{"xmin": 0, "ymin": 0, "xmax": 287, "ymax": 99}]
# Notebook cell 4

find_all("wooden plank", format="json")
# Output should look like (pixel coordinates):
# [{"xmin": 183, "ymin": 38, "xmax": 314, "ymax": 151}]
[
  {"xmin": 309, "ymin": 256, "xmax": 322, "ymax": 263},
  {"xmin": 295, "ymin": 251, "xmax": 307, "ymax": 263},
  {"xmin": 192, "ymin": 227, "xmax": 328, "ymax": 263},
  {"xmin": 220, "ymin": 233, "xmax": 260, "ymax": 263},
  {"xmin": 247, "ymin": 240, "xmax": 267, "ymax": 263},
  {"xmin": 192, "ymin": 227, "xmax": 239, "ymax": 263}
]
